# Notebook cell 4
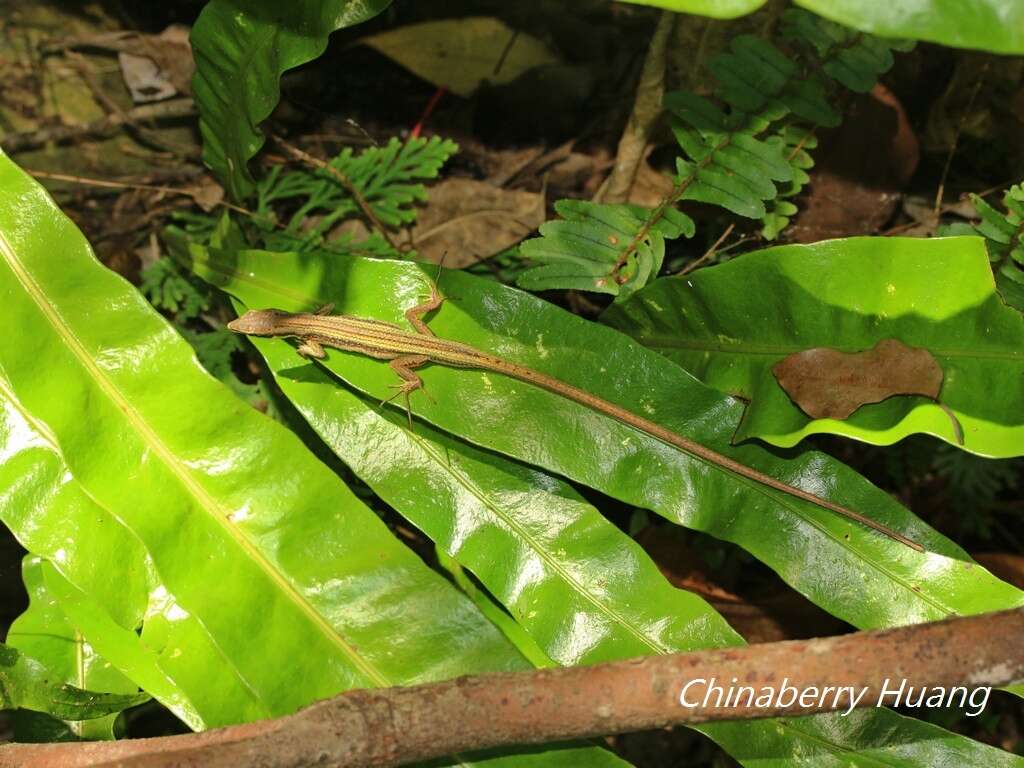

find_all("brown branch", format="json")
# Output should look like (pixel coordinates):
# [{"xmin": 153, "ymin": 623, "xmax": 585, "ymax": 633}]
[
  {"xmin": 271, "ymin": 135, "xmax": 404, "ymax": 253},
  {"xmin": 3, "ymin": 607, "xmax": 1022, "ymax": 768},
  {"xmin": 677, "ymin": 223, "xmax": 735, "ymax": 276},
  {"xmin": 1, "ymin": 97, "xmax": 195, "ymax": 154},
  {"xmin": 597, "ymin": 10, "xmax": 675, "ymax": 204}
]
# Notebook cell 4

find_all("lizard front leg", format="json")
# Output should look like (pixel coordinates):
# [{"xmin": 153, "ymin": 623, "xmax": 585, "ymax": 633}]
[
  {"xmin": 296, "ymin": 338, "xmax": 326, "ymax": 359},
  {"xmin": 405, "ymin": 278, "xmax": 445, "ymax": 336},
  {"xmin": 383, "ymin": 354, "xmax": 432, "ymax": 428}
]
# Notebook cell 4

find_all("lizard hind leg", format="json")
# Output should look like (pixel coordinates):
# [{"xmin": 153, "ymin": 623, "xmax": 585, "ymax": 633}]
[{"xmin": 380, "ymin": 355, "xmax": 432, "ymax": 428}]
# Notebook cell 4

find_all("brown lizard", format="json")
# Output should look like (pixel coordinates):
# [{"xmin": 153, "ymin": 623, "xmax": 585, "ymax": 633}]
[{"xmin": 228, "ymin": 281, "xmax": 923, "ymax": 552}]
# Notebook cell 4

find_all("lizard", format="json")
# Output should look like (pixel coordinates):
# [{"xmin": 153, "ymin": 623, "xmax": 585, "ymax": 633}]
[{"xmin": 227, "ymin": 280, "xmax": 924, "ymax": 552}]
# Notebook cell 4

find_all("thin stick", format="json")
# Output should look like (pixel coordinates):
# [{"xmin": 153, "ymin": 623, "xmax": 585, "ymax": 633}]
[
  {"xmin": 933, "ymin": 63, "xmax": 988, "ymax": 217},
  {"xmin": 272, "ymin": 135, "xmax": 403, "ymax": 253},
  {"xmin": 23, "ymin": 169, "xmax": 253, "ymax": 216},
  {"xmin": 677, "ymin": 223, "xmax": 735, "ymax": 276}
]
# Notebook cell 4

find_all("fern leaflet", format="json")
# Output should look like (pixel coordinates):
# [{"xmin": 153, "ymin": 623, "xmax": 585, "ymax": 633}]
[
  {"xmin": 518, "ymin": 200, "xmax": 693, "ymax": 298},
  {"xmin": 948, "ymin": 183, "xmax": 1024, "ymax": 312},
  {"xmin": 253, "ymin": 136, "xmax": 457, "ymax": 255},
  {"xmin": 516, "ymin": 9, "xmax": 911, "ymax": 299}
]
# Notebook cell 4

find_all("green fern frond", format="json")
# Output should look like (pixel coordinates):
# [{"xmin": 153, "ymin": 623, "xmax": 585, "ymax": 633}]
[
  {"xmin": 668, "ymin": 92, "xmax": 793, "ymax": 219},
  {"xmin": 708, "ymin": 34, "xmax": 840, "ymax": 127},
  {"xmin": 762, "ymin": 125, "xmax": 817, "ymax": 240},
  {"xmin": 781, "ymin": 9, "xmax": 913, "ymax": 94},
  {"xmin": 253, "ymin": 136, "xmax": 458, "ymax": 254},
  {"xmin": 518, "ymin": 200, "xmax": 694, "ymax": 298},
  {"xmin": 516, "ymin": 9, "xmax": 911, "ymax": 299},
  {"xmin": 139, "ymin": 257, "xmax": 210, "ymax": 320},
  {"xmin": 965, "ymin": 184, "xmax": 1024, "ymax": 311},
  {"xmin": 934, "ymin": 446, "xmax": 1020, "ymax": 504}
]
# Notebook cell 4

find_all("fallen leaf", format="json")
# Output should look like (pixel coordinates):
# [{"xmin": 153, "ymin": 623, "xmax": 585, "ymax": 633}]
[
  {"xmin": 788, "ymin": 83, "xmax": 918, "ymax": 242},
  {"xmin": 187, "ymin": 175, "xmax": 225, "ymax": 212},
  {"xmin": 119, "ymin": 52, "xmax": 177, "ymax": 103},
  {"xmin": 111, "ymin": 25, "xmax": 194, "ymax": 103},
  {"xmin": 412, "ymin": 178, "xmax": 544, "ymax": 267},
  {"xmin": 772, "ymin": 338, "xmax": 944, "ymax": 420},
  {"xmin": 357, "ymin": 17, "xmax": 561, "ymax": 98}
]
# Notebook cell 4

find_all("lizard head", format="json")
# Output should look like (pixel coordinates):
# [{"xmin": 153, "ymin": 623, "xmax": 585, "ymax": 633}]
[{"xmin": 227, "ymin": 309, "xmax": 289, "ymax": 336}]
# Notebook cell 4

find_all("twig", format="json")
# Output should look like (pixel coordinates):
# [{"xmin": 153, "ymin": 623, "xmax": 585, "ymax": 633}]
[
  {"xmin": 272, "ymin": 134, "xmax": 404, "ymax": 253},
  {"xmin": 3, "ymin": 607, "xmax": 1021, "ymax": 768},
  {"xmin": 1, "ymin": 97, "xmax": 195, "ymax": 153},
  {"xmin": 23, "ymin": 169, "xmax": 252, "ymax": 216},
  {"xmin": 597, "ymin": 10, "xmax": 675, "ymax": 204},
  {"xmin": 64, "ymin": 49, "xmax": 196, "ymax": 161},
  {"xmin": 492, "ymin": 29, "xmax": 520, "ymax": 77},
  {"xmin": 677, "ymin": 223, "xmax": 735, "ymax": 276},
  {"xmin": 933, "ymin": 62, "xmax": 989, "ymax": 217}
]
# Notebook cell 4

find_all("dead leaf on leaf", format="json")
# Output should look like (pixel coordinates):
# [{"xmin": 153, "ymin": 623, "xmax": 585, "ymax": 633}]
[
  {"xmin": 772, "ymin": 338, "xmax": 943, "ymax": 420},
  {"xmin": 412, "ymin": 178, "xmax": 544, "ymax": 268},
  {"xmin": 357, "ymin": 17, "xmax": 560, "ymax": 98}
]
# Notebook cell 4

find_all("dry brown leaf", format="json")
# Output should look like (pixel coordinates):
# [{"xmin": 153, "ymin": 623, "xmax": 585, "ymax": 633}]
[
  {"xmin": 116, "ymin": 25, "xmax": 194, "ymax": 103},
  {"xmin": 788, "ymin": 84, "xmax": 918, "ymax": 242},
  {"xmin": 412, "ymin": 178, "xmax": 544, "ymax": 267},
  {"xmin": 357, "ymin": 18, "xmax": 560, "ymax": 98},
  {"xmin": 772, "ymin": 338, "xmax": 944, "ymax": 420}
]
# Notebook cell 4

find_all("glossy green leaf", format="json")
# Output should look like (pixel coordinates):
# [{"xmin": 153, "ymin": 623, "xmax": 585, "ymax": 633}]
[
  {"xmin": 191, "ymin": 0, "xmax": 391, "ymax": 200},
  {"xmin": 611, "ymin": 0, "xmax": 766, "ymax": 19},
  {"xmin": 0, "ymin": 641, "xmax": 147, "ymax": 721},
  {"xmin": 603, "ymin": 237, "xmax": 1024, "ymax": 459},
  {"xmin": 242, "ymin": 318, "xmax": 1023, "ymax": 766},
  {"xmin": 0, "ymin": 151, "xmax": 623, "ymax": 767},
  {"xmin": 6, "ymin": 557, "xmax": 138, "ymax": 738},
  {"xmin": 0, "ymin": 365, "xmax": 268, "ymax": 731},
  {"xmin": 175, "ymin": 238, "xmax": 1024, "ymax": 637},
  {"xmin": 614, "ymin": 0, "xmax": 1024, "ymax": 53},
  {"xmin": 795, "ymin": 0, "xmax": 1024, "ymax": 54}
]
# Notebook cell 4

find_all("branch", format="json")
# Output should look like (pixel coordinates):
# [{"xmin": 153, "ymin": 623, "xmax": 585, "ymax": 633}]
[
  {"xmin": 597, "ymin": 9, "xmax": 675, "ymax": 204},
  {"xmin": 3, "ymin": 607, "xmax": 1022, "ymax": 768},
  {"xmin": 271, "ymin": 135, "xmax": 404, "ymax": 253},
  {"xmin": 1, "ymin": 97, "xmax": 196, "ymax": 154}
]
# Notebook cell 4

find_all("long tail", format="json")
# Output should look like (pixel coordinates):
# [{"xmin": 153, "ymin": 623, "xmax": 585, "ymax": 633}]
[{"xmin": 494, "ymin": 359, "xmax": 923, "ymax": 552}]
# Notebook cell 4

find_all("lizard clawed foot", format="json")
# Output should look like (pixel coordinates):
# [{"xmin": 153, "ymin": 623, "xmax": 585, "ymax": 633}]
[{"xmin": 378, "ymin": 382, "xmax": 424, "ymax": 430}]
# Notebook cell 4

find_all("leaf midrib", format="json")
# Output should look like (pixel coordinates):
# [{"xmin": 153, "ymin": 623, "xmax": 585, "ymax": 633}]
[{"xmin": 0, "ymin": 231, "xmax": 389, "ymax": 689}]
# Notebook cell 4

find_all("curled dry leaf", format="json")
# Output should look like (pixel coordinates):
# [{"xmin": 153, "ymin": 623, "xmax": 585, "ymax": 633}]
[{"xmin": 771, "ymin": 338, "xmax": 943, "ymax": 420}]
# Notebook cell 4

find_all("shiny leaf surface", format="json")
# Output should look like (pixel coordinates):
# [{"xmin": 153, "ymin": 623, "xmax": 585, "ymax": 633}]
[
  {"xmin": 796, "ymin": 0, "xmax": 1024, "ymax": 54},
  {"xmin": 246, "ymin": 326, "xmax": 1024, "ymax": 766},
  {"xmin": 0, "ymin": 366, "xmax": 264, "ymax": 731},
  {"xmin": 0, "ymin": 152, "xmax": 623, "ymax": 767},
  {"xmin": 190, "ymin": 0, "xmax": 391, "ymax": 199},
  {"xmin": 613, "ymin": 0, "xmax": 1024, "ymax": 53},
  {"xmin": 611, "ymin": 0, "xmax": 766, "ymax": 19},
  {"xmin": 603, "ymin": 237, "xmax": 1024, "ymax": 458},
  {"xmin": 0, "ymin": 641, "xmax": 147, "ymax": 721},
  {"xmin": 6, "ymin": 557, "xmax": 138, "ymax": 738},
  {"xmin": 176, "ymin": 239, "xmax": 1024, "ymax": 634}
]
